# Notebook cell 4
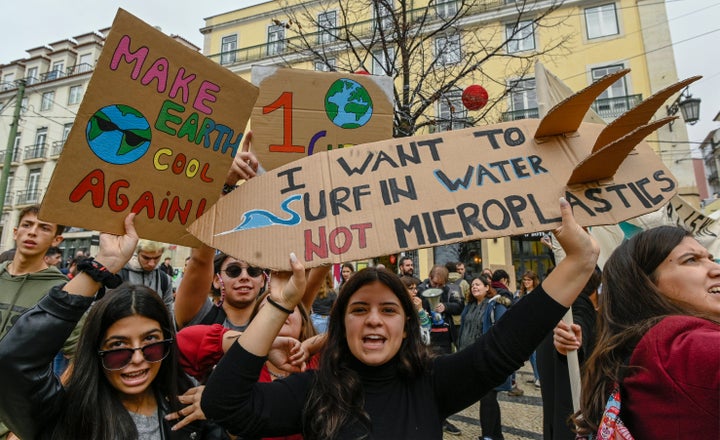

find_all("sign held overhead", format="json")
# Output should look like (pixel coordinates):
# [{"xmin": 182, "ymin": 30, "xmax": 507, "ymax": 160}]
[
  {"xmin": 40, "ymin": 8, "xmax": 259, "ymax": 247},
  {"xmin": 189, "ymin": 71, "xmax": 695, "ymax": 269}
]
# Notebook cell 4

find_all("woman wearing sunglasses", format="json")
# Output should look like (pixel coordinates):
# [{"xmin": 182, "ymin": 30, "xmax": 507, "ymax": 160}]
[{"xmin": 0, "ymin": 214, "xmax": 225, "ymax": 440}]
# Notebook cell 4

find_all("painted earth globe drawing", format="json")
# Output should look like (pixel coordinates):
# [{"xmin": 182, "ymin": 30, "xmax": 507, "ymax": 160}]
[
  {"xmin": 86, "ymin": 104, "xmax": 152, "ymax": 165},
  {"xmin": 324, "ymin": 78, "xmax": 374, "ymax": 129}
]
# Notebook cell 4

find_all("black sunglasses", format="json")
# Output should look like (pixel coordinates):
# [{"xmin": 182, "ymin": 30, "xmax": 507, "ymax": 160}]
[
  {"xmin": 98, "ymin": 339, "xmax": 173, "ymax": 371},
  {"xmin": 222, "ymin": 264, "xmax": 265, "ymax": 278},
  {"xmin": 93, "ymin": 114, "xmax": 150, "ymax": 147}
]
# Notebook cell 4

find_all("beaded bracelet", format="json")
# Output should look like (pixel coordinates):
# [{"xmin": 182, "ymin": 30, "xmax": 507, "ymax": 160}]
[{"xmin": 266, "ymin": 296, "xmax": 294, "ymax": 314}]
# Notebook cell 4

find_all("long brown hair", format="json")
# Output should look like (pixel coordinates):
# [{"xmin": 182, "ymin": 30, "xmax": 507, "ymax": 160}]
[
  {"xmin": 519, "ymin": 270, "xmax": 540, "ymax": 296},
  {"xmin": 574, "ymin": 226, "xmax": 697, "ymax": 434},
  {"xmin": 303, "ymin": 268, "xmax": 431, "ymax": 439}
]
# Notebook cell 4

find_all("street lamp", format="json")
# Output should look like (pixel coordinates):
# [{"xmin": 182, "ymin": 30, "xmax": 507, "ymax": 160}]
[{"xmin": 666, "ymin": 86, "xmax": 701, "ymax": 131}]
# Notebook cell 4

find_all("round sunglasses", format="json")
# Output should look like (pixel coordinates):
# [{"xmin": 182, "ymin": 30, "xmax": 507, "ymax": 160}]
[
  {"xmin": 222, "ymin": 264, "xmax": 265, "ymax": 278},
  {"xmin": 98, "ymin": 339, "xmax": 173, "ymax": 371}
]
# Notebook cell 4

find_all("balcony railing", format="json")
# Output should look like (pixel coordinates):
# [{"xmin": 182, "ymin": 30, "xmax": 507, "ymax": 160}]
[
  {"xmin": 67, "ymin": 63, "xmax": 93, "ymax": 75},
  {"xmin": 502, "ymin": 108, "xmax": 539, "ymax": 121},
  {"xmin": 0, "ymin": 148, "xmax": 22, "ymax": 164},
  {"xmin": 501, "ymin": 94, "xmax": 644, "ymax": 122},
  {"xmin": 590, "ymin": 94, "xmax": 643, "ymax": 120},
  {"xmin": 41, "ymin": 70, "xmax": 65, "ymax": 82},
  {"xmin": 24, "ymin": 143, "xmax": 47, "ymax": 161},
  {"xmin": 16, "ymin": 189, "xmax": 42, "ymax": 205},
  {"xmin": 209, "ymin": 0, "xmax": 511, "ymax": 66},
  {"xmin": 51, "ymin": 140, "xmax": 65, "ymax": 157}
]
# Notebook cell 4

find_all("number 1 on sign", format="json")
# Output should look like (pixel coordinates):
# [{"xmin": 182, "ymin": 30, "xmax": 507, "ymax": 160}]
[{"xmin": 263, "ymin": 92, "xmax": 305, "ymax": 153}]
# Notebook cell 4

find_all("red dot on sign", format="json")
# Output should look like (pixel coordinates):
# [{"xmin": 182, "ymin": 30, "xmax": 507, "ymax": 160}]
[
  {"xmin": 355, "ymin": 69, "xmax": 370, "ymax": 75},
  {"xmin": 462, "ymin": 85, "xmax": 488, "ymax": 110}
]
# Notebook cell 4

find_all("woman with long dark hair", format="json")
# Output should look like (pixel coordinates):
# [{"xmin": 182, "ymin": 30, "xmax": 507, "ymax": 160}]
[
  {"xmin": 566, "ymin": 226, "xmax": 720, "ymax": 438},
  {"xmin": 201, "ymin": 199, "xmax": 599, "ymax": 439},
  {"xmin": 0, "ymin": 214, "xmax": 222, "ymax": 440}
]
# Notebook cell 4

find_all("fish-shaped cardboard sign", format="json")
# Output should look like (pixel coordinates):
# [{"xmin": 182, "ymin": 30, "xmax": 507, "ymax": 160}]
[
  {"xmin": 189, "ymin": 71, "xmax": 698, "ymax": 270},
  {"xmin": 39, "ymin": 9, "xmax": 258, "ymax": 247}
]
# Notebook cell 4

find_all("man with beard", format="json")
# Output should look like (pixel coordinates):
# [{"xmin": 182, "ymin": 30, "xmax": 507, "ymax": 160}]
[{"xmin": 398, "ymin": 256, "xmax": 415, "ymax": 277}]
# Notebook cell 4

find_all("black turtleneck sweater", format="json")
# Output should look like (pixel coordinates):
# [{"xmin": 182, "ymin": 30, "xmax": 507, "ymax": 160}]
[{"xmin": 202, "ymin": 285, "xmax": 565, "ymax": 439}]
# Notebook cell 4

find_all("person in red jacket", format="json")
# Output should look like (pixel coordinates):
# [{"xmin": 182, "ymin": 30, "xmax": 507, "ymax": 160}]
[{"xmin": 561, "ymin": 226, "xmax": 720, "ymax": 439}]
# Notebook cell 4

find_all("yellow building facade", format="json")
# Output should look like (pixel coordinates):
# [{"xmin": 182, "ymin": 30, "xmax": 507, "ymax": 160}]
[{"xmin": 200, "ymin": 0, "xmax": 697, "ymax": 282}]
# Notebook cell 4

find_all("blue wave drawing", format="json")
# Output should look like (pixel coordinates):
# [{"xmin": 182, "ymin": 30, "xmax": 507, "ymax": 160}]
[{"xmin": 215, "ymin": 194, "xmax": 302, "ymax": 236}]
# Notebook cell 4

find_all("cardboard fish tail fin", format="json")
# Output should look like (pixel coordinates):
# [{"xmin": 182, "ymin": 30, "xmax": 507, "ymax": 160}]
[
  {"xmin": 567, "ymin": 117, "xmax": 675, "ymax": 185},
  {"xmin": 591, "ymin": 76, "xmax": 702, "ymax": 152},
  {"xmin": 534, "ymin": 69, "xmax": 630, "ymax": 139}
]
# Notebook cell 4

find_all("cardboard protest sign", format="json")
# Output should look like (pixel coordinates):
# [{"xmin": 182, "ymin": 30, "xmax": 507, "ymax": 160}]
[
  {"xmin": 250, "ymin": 66, "xmax": 393, "ymax": 171},
  {"xmin": 189, "ymin": 71, "xmax": 688, "ymax": 270},
  {"xmin": 39, "ymin": 9, "xmax": 258, "ymax": 247}
]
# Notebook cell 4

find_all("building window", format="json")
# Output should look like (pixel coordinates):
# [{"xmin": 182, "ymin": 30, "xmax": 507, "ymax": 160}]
[
  {"xmin": 11, "ymin": 134, "xmax": 21, "ymax": 162},
  {"xmin": 62, "ymin": 123, "xmax": 73, "ymax": 141},
  {"xmin": 591, "ymin": 64, "xmax": 628, "ymax": 113},
  {"xmin": 435, "ymin": 33, "xmax": 461, "ymax": 65},
  {"xmin": 46, "ymin": 61, "xmax": 65, "ymax": 80},
  {"xmin": 506, "ymin": 20, "xmax": 535, "ymax": 53},
  {"xmin": 267, "ymin": 25, "xmax": 285, "ymax": 56},
  {"xmin": 5, "ymin": 173, "xmax": 14, "ymax": 205},
  {"xmin": 318, "ymin": 11, "xmax": 338, "ymax": 44},
  {"xmin": 508, "ymin": 78, "xmax": 537, "ymax": 117},
  {"xmin": 24, "ymin": 169, "xmax": 41, "ymax": 204},
  {"xmin": 437, "ymin": 89, "xmax": 468, "ymax": 131},
  {"xmin": 77, "ymin": 53, "xmax": 93, "ymax": 73},
  {"xmin": 435, "ymin": 0, "xmax": 458, "ymax": 19},
  {"xmin": 40, "ymin": 91, "xmax": 55, "ymax": 111},
  {"xmin": 2, "ymin": 73, "xmax": 14, "ymax": 90},
  {"xmin": 220, "ymin": 35, "xmax": 238, "ymax": 65},
  {"xmin": 315, "ymin": 58, "xmax": 336, "ymax": 71},
  {"xmin": 373, "ymin": 1, "xmax": 394, "ymax": 32},
  {"xmin": 68, "ymin": 85, "xmax": 83, "ymax": 105},
  {"xmin": 372, "ymin": 47, "xmax": 396, "ymax": 75},
  {"xmin": 30, "ymin": 128, "xmax": 47, "ymax": 160},
  {"xmin": 26, "ymin": 67, "xmax": 38, "ymax": 85},
  {"xmin": 585, "ymin": 3, "xmax": 619, "ymax": 40}
]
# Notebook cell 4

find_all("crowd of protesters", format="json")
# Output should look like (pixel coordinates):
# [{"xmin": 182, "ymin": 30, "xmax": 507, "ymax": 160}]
[{"xmin": 0, "ymin": 140, "xmax": 716, "ymax": 440}]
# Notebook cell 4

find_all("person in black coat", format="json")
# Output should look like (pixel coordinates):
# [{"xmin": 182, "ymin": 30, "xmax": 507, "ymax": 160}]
[{"xmin": 536, "ymin": 266, "xmax": 600, "ymax": 440}]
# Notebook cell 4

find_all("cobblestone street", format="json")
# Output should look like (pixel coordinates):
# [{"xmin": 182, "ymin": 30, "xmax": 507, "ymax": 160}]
[{"xmin": 444, "ymin": 363, "xmax": 543, "ymax": 440}]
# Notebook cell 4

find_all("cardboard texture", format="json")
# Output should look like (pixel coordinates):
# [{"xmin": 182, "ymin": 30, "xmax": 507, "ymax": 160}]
[
  {"xmin": 535, "ymin": 63, "xmax": 712, "ymax": 269},
  {"xmin": 39, "ymin": 9, "xmax": 259, "ymax": 247},
  {"xmin": 250, "ymin": 66, "xmax": 393, "ymax": 171},
  {"xmin": 190, "ymin": 73, "xmax": 683, "ymax": 269}
]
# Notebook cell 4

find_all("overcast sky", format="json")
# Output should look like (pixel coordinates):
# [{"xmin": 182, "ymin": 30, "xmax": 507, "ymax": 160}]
[{"xmin": 0, "ymin": 0, "xmax": 718, "ymax": 146}]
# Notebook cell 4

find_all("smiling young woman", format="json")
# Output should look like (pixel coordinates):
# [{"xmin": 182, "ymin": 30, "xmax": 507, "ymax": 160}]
[{"xmin": 0, "ymin": 214, "xmax": 226, "ymax": 440}]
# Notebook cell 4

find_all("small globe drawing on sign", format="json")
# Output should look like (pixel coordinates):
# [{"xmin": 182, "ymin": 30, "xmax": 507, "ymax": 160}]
[
  {"xmin": 324, "ymin": 78, "xmax": 374, "ymax": 129},
  {"xmin": 86, "ymin": 104, "xmax": 152, "ymax": 165}
]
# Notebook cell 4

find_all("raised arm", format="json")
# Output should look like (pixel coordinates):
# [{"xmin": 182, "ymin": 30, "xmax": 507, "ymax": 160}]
[
  {"xmin": 541, "ymin": 198, "xmax": 599, "ymax": 307},
  {"xmin": 175, "ymin": 132, "xmax": 262, "ymax": 328},
  {"xmin": 174, "ymin": 244, "xmax": 215, "ymax": 329},
  {"xmin": 238, "ymin": 254, "xmax": 306, "ymax": 356},
  {"xmin": 0, "ymin": 214, "xmax": 137, "ymax": 439},
  {"xmin": 201, "ymin": 255, "xmax": 307, "ymax": 434},
  {"xmin": 301, "ymin": 265, "xmax": 331, "ymax": 312},
  {"xmin": 65, "ymin": 213, "xmax": 139, "ymax": 298}
]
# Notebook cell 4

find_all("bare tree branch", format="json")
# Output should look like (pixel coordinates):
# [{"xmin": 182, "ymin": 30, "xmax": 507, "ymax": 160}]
[{"xmin": 274, "ymin": 0, "xmax": 572, "ymax": 137}]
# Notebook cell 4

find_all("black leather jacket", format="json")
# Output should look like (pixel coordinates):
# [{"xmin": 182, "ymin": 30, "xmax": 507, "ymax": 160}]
[{"xmin": 0, "ymin": 284, "xmax": 224, "ymax": 440}]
